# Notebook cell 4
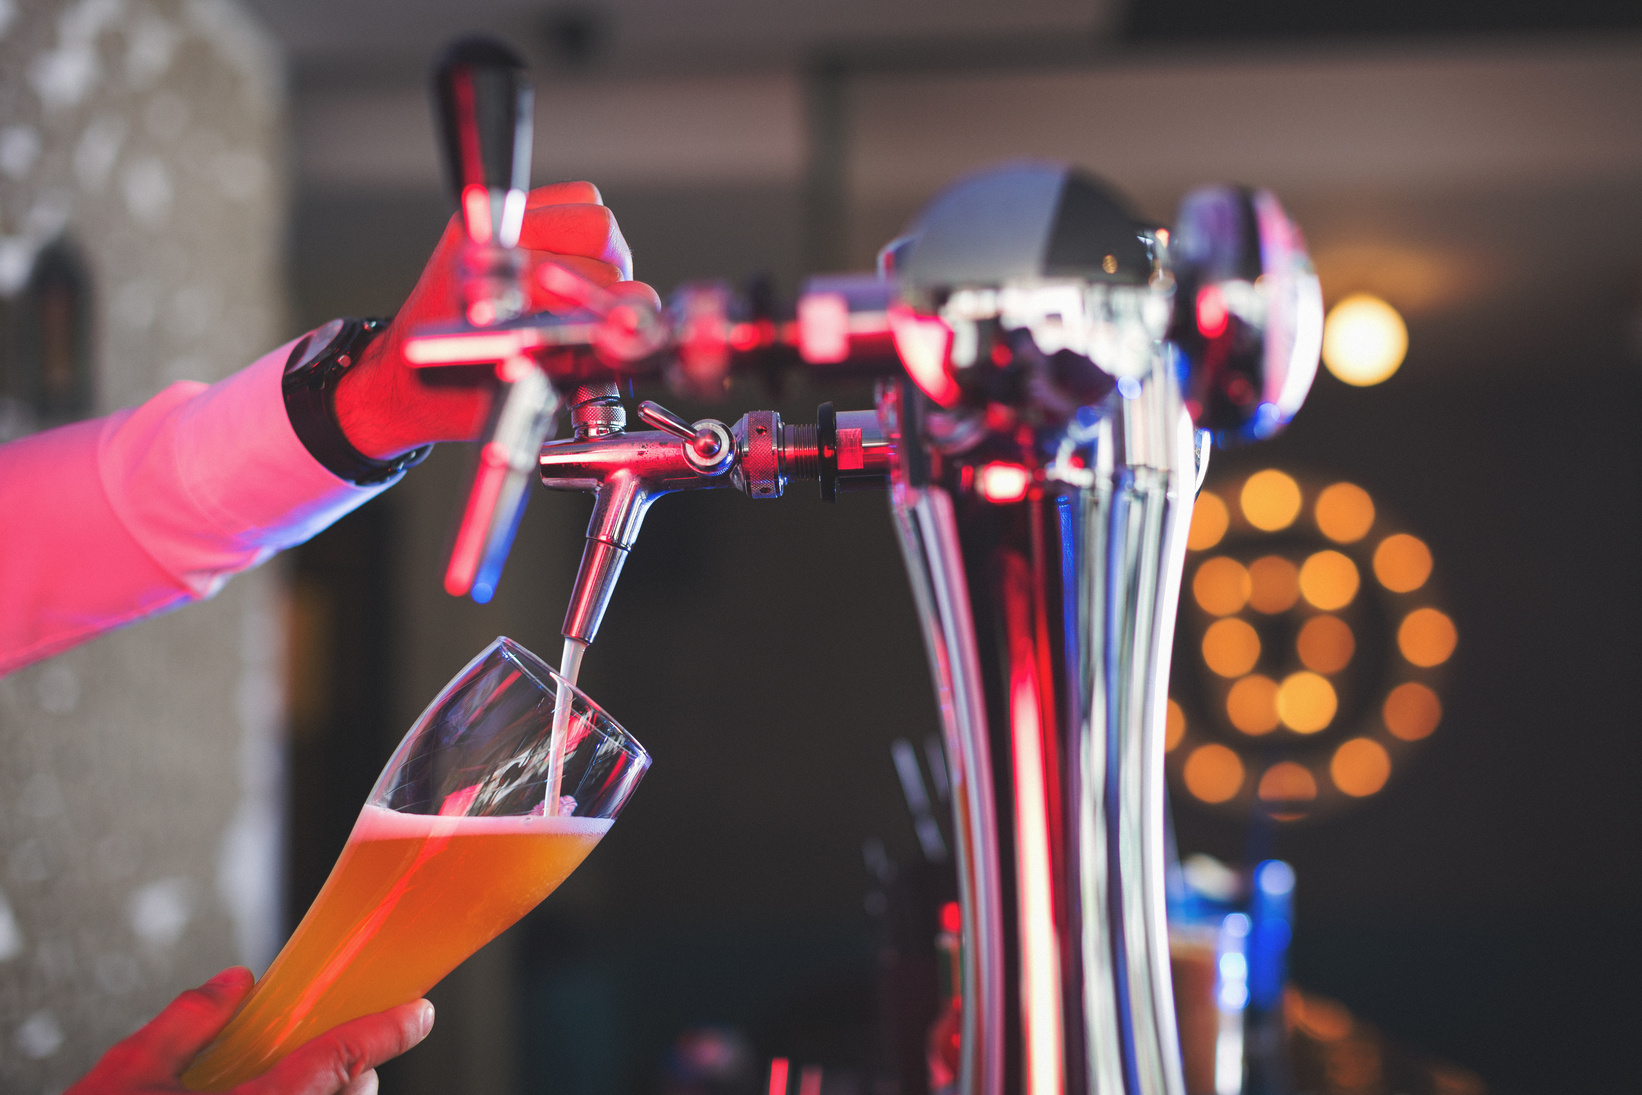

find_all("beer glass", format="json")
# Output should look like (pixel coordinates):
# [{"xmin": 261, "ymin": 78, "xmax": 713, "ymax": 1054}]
[{"xmin": 183, "ymin": 637, "xmax": 649, "ymax": 1090}]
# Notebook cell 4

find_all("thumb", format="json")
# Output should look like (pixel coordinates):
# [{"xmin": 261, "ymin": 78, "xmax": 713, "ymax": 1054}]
[
  {"xmin": 339, "ymin": 1068, "xmax": 380, "ymax": 1095},
  {"xmin": 128, "ymin": 967, "xmax": 256, "ymax": 1065}
]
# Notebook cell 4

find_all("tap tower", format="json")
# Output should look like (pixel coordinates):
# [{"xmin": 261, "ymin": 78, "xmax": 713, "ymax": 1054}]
[{"xmin": 407, "ymin": 37, "xmax": 1323, "ymax": 1095}]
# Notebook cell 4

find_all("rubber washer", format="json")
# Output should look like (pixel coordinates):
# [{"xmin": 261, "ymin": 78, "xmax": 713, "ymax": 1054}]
[{"xmin": 817, "ymin": 402, "xmax": 838, "ymax": 502}]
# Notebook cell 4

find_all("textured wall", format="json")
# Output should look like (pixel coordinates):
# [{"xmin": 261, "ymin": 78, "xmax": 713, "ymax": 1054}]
[{"xmin": 0, "ymin": 0, "xmax": 289, "ymax": 1090}]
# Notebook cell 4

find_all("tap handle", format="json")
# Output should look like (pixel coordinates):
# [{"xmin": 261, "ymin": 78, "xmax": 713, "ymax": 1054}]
[
  {"xmin": 1169, "ymin": 186, "xmax": 1322, "ymax": 441},
  {"xmin": 433, "ymin": 37, "xmax": 534, "ymax": 253},
  {"xmin": 429, "ymin": 37, "xmax": 548, "ymax": 602}
]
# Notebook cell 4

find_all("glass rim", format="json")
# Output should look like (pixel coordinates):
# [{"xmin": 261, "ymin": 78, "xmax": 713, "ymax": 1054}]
[{"xmin": 486, "ymin": 636, "xmax": 649, "ymax": 765}]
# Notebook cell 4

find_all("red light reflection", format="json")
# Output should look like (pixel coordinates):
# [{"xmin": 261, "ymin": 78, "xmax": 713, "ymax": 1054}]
[
  {"xmin": 1197, "ymin": 286, "xmax": 1229, "ymax": 339},
  {"xmin": 977, "ymin": 463, "xmax": 1032, "ymax": 504},
  {"xmin": 462, "ymin": 183, "xmax": 492, "ymax": 245},
  {"xmin": 888, "ymin": 305, "xmax": 960, "ymax": 407}
]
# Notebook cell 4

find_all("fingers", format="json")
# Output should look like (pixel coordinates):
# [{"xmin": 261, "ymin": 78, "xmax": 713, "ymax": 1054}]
[
  {"xmin": 519, "ymin": 204, "xmax": 632, "ymax": 280},
  {"xmin": 533, "ymin": 254, "xmax": 623, "ymax": 290},
  {"xmin": 528, "ymin": 181, "xmax": 602, "ymax": 207},
  {"xmin": 527, "ymin": 260, "xmax": 663, "ymax": 318},
  {"xmin": 241, "ymin": 1000, "xmax": 433, "ymax": 1095},
  {"xmin": 610, "ymin": 280, "xmax": 663, "ymax": 310},
  {"xmin": 128, "ymin": 967, "xmax": 255, "ymax": 1065}
]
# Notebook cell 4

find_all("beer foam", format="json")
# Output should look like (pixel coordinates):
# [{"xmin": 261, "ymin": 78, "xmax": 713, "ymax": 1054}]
[{"xmin": 350, "ymin": 804, "xmax": 613, "ymax": 842}]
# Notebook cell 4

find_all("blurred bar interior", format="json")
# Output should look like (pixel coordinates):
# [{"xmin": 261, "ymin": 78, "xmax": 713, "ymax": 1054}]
[{"xmin": 1, "ymin": 0, "xmax": 1639, "ymax": 1093}]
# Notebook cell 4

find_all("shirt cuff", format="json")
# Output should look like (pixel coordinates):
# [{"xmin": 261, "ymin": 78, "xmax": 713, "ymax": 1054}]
[{"xmin": 99, "ymin": 341, "xmax": 399, "ymax": 598}]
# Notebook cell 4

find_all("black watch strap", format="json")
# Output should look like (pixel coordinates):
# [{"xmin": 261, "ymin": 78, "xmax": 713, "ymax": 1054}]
[{"xmin": 282, "ymin": 318, "xmax": 433, "ymax": 486}]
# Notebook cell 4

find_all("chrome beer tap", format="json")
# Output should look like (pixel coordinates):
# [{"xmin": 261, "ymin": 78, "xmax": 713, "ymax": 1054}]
[
  {"xmin": 407, "ymin": 34, "xmax": 1322, "ymax": 1095},
  {"xmin": 877, "ymin": 168, "xmax": 1318, "ymax": 1095},
  {"xmin": 541, "ymin": 392, "xmax": 893, "ymax": 645},
  {"xmin": 523, "ymin": 168, "xmax": 1317, "ymax": 1095}
]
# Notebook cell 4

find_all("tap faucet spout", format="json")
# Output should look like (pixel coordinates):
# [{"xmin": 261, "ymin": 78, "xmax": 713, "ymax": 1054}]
[{"xmin": 541, "ymin": 399, "xmax": 891, "ymax": 646}]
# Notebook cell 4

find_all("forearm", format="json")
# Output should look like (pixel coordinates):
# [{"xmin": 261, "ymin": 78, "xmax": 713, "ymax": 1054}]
[{"xmin": 0, "ymin": 342, "xmax": 394, "ymax": 676}]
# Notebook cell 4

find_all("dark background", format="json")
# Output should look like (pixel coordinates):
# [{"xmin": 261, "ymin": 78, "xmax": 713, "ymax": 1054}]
[{"xmin": 265, "ymin": 1, "xmax": 1642, "ymax": 1092}]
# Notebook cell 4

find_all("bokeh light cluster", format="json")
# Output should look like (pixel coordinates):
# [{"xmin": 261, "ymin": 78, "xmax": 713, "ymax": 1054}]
[{"xmin": 1167, "ymin": 469, "xmax": 1454, "ymax": 820}]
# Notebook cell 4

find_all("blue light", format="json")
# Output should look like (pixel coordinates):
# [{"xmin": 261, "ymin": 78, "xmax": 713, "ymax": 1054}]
[
  {"xmin": 1247, "ymin": 859, "xmax": 1295, "ymax": 1011},
  {"xmin": 1256, "ymin": 860, "xmax": 1295, "ymax": 896},
  {"xmin": 1250, "ymin": 401, "xmax": 1284, "ymax": 439}
]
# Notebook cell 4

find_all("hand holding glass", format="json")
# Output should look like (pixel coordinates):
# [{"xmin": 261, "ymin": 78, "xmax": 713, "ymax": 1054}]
[{"xmin": 183, "ymin": 637, "xmax": 648, "ymax": 1090}]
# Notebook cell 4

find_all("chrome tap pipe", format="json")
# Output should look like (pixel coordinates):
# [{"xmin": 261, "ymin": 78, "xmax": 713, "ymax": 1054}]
[
  {"xmin": 885, "ymin": 357, "xmax": 1199, "ymax": 1095},
  {"xmin": 868, "ymin": 166, "xmax": 1315, "ymax": 1095}
]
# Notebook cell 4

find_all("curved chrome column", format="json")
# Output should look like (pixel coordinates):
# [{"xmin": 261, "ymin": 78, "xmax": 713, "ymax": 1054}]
[{"xmin": 886, "ymin": 349, "xmax": 1199, "ymax": 1095}]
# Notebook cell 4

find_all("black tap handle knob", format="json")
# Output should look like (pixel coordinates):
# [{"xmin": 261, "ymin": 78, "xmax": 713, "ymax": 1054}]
[{"xmin": 433, "ymin": 36, "xmax": 534, "ymax": 249}]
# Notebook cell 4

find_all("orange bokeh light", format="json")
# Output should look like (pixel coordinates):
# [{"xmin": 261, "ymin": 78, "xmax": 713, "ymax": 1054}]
[
  {"xmin": 1331, "ymin": 738, "xmax": 1392, "ymax": 797},
  {"xmin": 1226, "ymin": 674, "xmax": 1279, "ymax": 735},
  {"xmin": 1373, "ymin": 534, "xmax": 1433, "ymax": 593},
  {"xmin": 1290, "ymin": 992, "xmax": 1353, "ymax": 1042},
  {"xmin": 1398, "ymin": 608, "xmax": 1457, "ymax": 667},
  {"xmin": 1314, "ymin": 482, "xmax": 1376, "ymax": 544},
  {"xmin": 1247, "ymin": 555, "xmax": 1300, "ymax": 614},
  {"xmin": 1277, "ymin": 671, "xmax": 1337, "ymax": 733},
  {"xmin": 1165, "ymin": 698, "xmax": 1187, "ymax": 751},
  {"xmin": 1258, "ymin": 761, "xmax": 1318, "ymax": 802},
  {"xmin": 1193, "ymin": 556, "xmax": 1252, "ymax": 616},
  {"xmin": 1184, "ymin": 744, "xmax": 1245, "ymax": 803},
  {"xmin": 1241, "ymin": 470, "xmax": 1303, "ymax": 532},
  {"xmin": 1188, "ymin": 492, "xmax": 1230, "ymax": 551},
  {"xmin": 1299, "ymin": 550, "xmax": 1360, "ymax": 611},
  {"xmin": 1296, "ymin": 615, "xmax": 1355, "ymax": 674},
  {"xmin": 1383, "ymin": 681, "xmax": 1442, "ymax": 741},
  {"xmin": 1203, "ymin": 618, "xmax": 1261, "ymax": 678}
]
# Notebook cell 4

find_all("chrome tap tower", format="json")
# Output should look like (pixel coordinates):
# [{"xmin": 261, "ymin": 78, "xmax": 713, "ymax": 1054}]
[{"xmin": 409, "ymin": 38, "xmax": 1322, "ymax": 1095}]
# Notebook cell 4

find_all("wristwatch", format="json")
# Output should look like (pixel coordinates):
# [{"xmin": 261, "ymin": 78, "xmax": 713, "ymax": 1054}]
[{"xmin": 282, "ymin": 318, "xmax": 433, "ymax": 486}]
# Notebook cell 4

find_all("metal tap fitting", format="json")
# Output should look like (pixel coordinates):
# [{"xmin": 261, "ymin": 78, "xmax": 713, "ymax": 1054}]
[
  {"xmin": 540, "ymin": 399, "xmax": 892, "ymax": 646},
  {"xmin": 568, "ymin": 382, "xmax": 626, "ymax": 438}
]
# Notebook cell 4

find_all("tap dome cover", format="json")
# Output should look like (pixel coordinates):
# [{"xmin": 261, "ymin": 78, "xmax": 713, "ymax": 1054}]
[{"xmin": 897, "ymin": 161, "xmax": 1152, "ymax": 290}]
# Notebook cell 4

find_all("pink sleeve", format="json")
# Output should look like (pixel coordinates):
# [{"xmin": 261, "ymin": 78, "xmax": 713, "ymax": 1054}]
[{"xmin": 0, "ymin": 341, "xmax": 395, "ymax": 676}]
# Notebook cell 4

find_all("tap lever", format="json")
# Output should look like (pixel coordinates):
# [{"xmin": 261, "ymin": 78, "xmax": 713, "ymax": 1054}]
[
  {"xmin": 636, "ymin": 400, "xmax": 696, "ymax": 439},
  {"xmin": 429, "ymin": 35, "xmax": 548, "ymax": 602},
  {"xmin": 638, "ymin": 400, "xmax": 734, "ymax": 474}
]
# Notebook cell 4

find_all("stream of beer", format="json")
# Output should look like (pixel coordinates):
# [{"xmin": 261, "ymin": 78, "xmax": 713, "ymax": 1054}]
[{"xmin": 545, "ymin": 638, "xmax": 586, "ymax": 815}]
